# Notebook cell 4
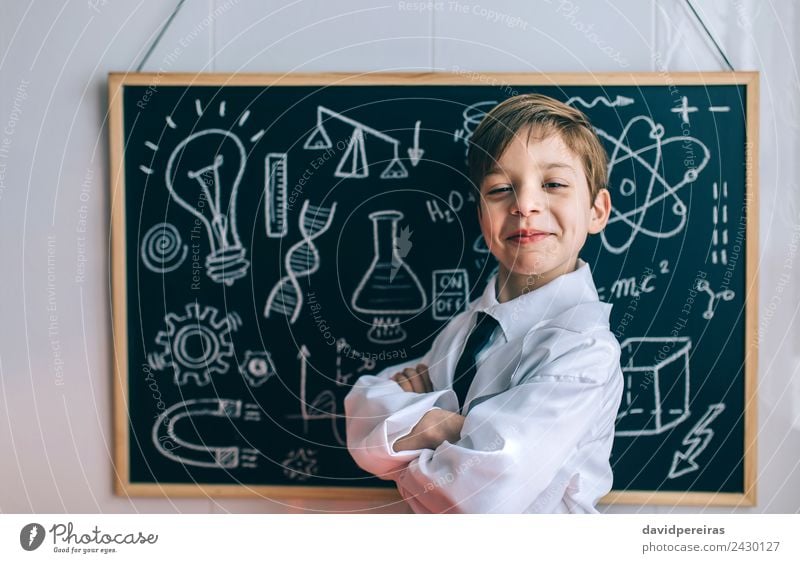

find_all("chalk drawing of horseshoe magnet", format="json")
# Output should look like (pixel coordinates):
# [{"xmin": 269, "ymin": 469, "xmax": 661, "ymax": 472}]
[{"xmin": 152, "ymin": 398, "xmax": 261, "ymax": 469}]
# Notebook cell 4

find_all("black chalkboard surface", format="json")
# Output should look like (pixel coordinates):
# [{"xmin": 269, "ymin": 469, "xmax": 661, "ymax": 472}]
[{"xmin": 109, "ymin": 73, "xmax": 758, "ymax": 506}]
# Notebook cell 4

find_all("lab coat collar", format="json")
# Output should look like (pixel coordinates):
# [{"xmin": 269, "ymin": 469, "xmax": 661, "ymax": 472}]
[{"xmin": 472, "ymin": 258, "xmax": 601, "ymax": 342}]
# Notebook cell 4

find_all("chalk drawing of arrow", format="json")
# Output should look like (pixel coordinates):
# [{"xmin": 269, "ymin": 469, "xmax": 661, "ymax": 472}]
[
  {"xmin": 407, "ymin": 120, "xmax": 424, "ymax": 166},
  {"xmin": 566, "ymin": 95, "xmax": 635, "ymax": 109},
  {"xmin": 668, "ymin": 403, "xmax": 726, "ymax": 479},
  {"xmin": 297, "ymin": 344, "xmax": 312, "ymax": 432}
]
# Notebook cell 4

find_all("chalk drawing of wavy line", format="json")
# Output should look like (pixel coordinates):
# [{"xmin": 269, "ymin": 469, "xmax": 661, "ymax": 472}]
[
  {"xmin": 566, "ymin": 95, "xmax": 634, "ymax": 109},
  {"xmin": 596, "ymin": 115, "xmax": 711, "ymax": 254}
]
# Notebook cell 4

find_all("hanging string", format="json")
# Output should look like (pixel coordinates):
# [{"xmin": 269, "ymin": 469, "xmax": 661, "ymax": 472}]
[
  {"xmin": 684, "ymin": 0, "xmax": 736, "ymax": 72},
  {"xmin": 135, "ymin": 0, "xmax": 187, "ymax": 72},
  {"xmin": 138, "ymin": 1, "xmax": 735, "ymax": 74}
]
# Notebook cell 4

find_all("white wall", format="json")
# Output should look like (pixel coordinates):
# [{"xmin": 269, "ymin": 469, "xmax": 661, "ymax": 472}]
[{"xmin": 1, "ymin": 0, "xmax": 797, "ymax": 514}]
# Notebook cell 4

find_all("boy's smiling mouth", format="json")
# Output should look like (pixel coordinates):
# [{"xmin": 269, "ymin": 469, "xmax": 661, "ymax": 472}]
[{"xmin": 506, "ymin": 229, "xmax": 553, "ymax": 244}]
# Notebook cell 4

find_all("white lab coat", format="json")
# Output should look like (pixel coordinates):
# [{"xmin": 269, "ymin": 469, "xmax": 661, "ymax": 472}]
[{"xmin": 344, "ymin": 259, "xmax": 623, "ymax": 513}]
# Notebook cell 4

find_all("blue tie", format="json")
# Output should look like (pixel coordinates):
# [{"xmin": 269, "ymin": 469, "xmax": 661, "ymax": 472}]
[{"xmin": 452, "ymin": 312, "xmax": 499, "ymax": 413}]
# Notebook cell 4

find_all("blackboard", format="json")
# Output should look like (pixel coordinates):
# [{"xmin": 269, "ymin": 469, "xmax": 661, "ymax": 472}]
[{"xmin": 109, "ymin": 72, "xmax": 758, "ymax": 506}]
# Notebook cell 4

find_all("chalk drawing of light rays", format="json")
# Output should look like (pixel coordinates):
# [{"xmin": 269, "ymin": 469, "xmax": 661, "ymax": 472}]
[
  {"xmin": 264, "ymin": 200, "xmax": 337, "ymax": 323},
  {"xmin": 151, "ymin": 398, "xmax": 262, "ymax": 469},
  {"xmin": 596, "ymin": 116, "xmax": 711, "ymax": 254}
]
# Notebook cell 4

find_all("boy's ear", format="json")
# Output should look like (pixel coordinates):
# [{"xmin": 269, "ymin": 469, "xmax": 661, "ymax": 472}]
[{"xmin": 588, "ymin": 188, "xmax": 611, "ymax": 234}]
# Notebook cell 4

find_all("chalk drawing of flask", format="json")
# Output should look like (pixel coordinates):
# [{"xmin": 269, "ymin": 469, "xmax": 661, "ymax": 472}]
[{"xmin": 351, "ymin": 210, "xmax": 427, "ymax": 344}]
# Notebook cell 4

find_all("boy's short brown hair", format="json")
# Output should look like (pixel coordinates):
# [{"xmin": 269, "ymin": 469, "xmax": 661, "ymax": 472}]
[{"xmin": 467, "ymin": 94, "xmax": 609, "ymax": 204}]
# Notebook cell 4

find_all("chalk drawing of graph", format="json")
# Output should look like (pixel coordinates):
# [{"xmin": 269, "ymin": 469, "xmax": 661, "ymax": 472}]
[
  {"xmin": 264, "ymin": 200, "xmax": 337, "ymax": 324},
  {"xmin": 151, "ymin": 398, "xmax": 261, "ymax": 469},
  {"xmin": 286, "ymin": 345, "xmax": 346, "ymax": 446},
  {"xmin": 596, "ymin": 116, "xmax": 711, "ymax": 254},
  {"xmin": 615, "ymin": 336, "xmax": 692, "ymax": 437},
  {"xmin": 303, "ymin": 106, "xmax": 408, "ymax": 179},
  {"xmin": 334, "ymin": 337, "xmax": 376, "ymax": 386}
]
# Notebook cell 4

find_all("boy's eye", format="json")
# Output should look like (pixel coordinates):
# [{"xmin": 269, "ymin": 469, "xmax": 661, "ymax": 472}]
[{"xmin": 543, "ymin": 182, "xmax": 568, "ymax": 189}]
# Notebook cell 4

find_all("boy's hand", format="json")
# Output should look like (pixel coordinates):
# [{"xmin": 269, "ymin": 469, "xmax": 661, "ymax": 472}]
[
  {"xmin": 393, "ymin": 409, "xmax": 465, "ymax": 452},
  {"xmin": 390, "ymin": 363, "xmax": 432, "ymax": 393}
]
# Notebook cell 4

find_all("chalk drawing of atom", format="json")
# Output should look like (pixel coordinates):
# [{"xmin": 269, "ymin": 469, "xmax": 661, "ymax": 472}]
[{"xmin": 595, "ymin": 116, "xmax": 711, "ymax": 254}]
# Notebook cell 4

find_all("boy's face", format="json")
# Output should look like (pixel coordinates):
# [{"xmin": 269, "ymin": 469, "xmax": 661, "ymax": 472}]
[{"xmin": 477, "ymin": 128, "xmax": 611, "ymax": 291}]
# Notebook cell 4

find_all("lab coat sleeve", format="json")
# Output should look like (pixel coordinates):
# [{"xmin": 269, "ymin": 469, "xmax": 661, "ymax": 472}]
[
  {"xmin": 395, "ymin": 328, "xmax": 621, "ymax": 513},
  {"xmin": 344, "ymin": 354, "xmax": 459, "ymax": 480}
]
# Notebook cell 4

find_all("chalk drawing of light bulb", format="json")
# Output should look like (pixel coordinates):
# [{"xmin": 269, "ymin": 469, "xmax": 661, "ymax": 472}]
[
  {"xmin": 165, "ymin": 128, "xmax": 250, "ymax": 285},
  {"xmin": 351, "ymin": 210, "xmax": 427, "ymax": 344}
]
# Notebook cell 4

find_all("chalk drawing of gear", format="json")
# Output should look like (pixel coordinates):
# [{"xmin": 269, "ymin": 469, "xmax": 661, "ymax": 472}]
[
  {"xmin": 152, "ymin": 398, "xmax": 261, "ymax": 469},
  {"xmin": 148, "ymin": 302, "xmax": 241, "ymax": 386}
]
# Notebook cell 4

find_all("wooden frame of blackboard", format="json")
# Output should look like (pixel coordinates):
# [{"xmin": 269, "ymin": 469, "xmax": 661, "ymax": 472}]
[{"xmin": 109, "ymin": 71, "xmax": 759, "ymax": 507}]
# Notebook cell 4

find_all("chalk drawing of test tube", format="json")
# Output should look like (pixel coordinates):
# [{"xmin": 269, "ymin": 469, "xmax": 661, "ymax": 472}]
[
  {"xmin": 264, "ymin": 200, "xmax": 337, "ymax": 324},
  {"xmin": 152, "ymin": 398, "xmax": 261, "ymax": 469}
]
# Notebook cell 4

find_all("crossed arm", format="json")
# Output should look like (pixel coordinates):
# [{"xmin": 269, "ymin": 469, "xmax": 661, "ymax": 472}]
[
  {"xmin": 345, "ymin": 326, "xmax": 621, "ymax": 513},
  {"xmin": 389, "ymin": 363, "xmax": 465, "ymax": 452}
]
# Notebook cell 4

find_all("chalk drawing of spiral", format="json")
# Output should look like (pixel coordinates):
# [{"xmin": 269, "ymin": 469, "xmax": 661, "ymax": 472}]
[{"xmin": 141, "ymin": 222, "xmax": 188, "ymax": 273}]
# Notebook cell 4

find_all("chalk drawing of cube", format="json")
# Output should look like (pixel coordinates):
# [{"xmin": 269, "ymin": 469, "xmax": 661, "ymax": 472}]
[{"xmin": 614, "ymin": 337, "xmax": 691, "ymax": 437}]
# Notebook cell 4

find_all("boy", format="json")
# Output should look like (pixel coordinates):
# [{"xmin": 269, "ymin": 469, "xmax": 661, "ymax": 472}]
[{"xmin": 344, "ymin": 94, "xmax": 622, "ymax": 513}]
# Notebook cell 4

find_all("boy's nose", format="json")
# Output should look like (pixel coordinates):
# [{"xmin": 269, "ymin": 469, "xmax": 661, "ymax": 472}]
[{"xmin": 510, "ymin": 184, "xmax": 547, "ymax": 216}]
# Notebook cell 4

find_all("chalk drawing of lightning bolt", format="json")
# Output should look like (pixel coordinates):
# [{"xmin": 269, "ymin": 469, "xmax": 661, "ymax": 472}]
[
  {"xmin": 566, "ymin": 95, "xmax": 635, "ymax": 109},
  {"xmin": 668, "ymin": 403, "xmax": 726, "ymax": 479}
]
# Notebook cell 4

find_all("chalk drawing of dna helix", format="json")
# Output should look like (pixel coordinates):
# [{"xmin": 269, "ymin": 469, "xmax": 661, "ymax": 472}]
[{"xmin": 264, "ymin": 199, "xmax": 337, "ymax": 324}]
